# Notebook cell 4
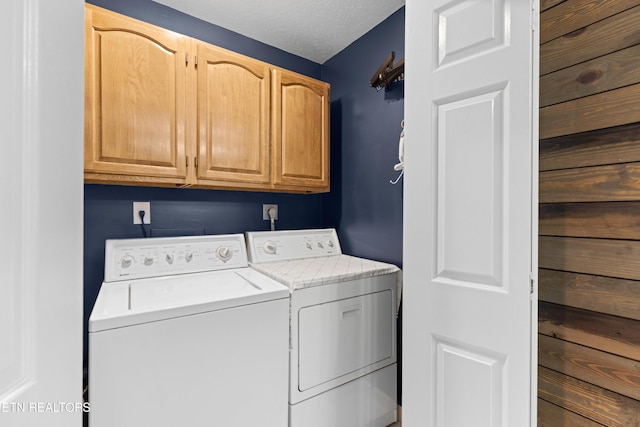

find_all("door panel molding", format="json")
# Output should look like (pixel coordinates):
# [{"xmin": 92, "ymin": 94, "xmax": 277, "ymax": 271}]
[
  {"xmin": 434, "ymin": 335, "xmax": 506, "ymax": 427},
  {"xmin": 435, "ymin": 0, "xmax": 508, "ymax": 69},
  {"xmin": 435, "ymin": 84, "xmax": 507, "ymax": 290}
]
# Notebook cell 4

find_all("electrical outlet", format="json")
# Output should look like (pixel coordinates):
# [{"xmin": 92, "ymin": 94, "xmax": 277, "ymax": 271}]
[
  {"xmin": 133, "ymin": 201, "xmax": 151, "ymax": 224},
  {"xmin": 262, "ymin": 204, "xmax": 278, "ymax": 220}
]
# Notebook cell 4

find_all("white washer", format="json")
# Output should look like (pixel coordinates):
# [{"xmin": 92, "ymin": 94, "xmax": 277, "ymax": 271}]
[
  {"xmin": 89, "ymin": 234, "xmax": 290, "ymax": 427},
  {"xmin": 245, "ymin": 228, "xmax": 399, "ymax": 427}
]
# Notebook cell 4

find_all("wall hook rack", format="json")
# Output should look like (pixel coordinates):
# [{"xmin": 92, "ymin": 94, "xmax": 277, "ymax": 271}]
[{"xmin": 370, "ymin": 51, "xmax": 405, "ymax": 91}]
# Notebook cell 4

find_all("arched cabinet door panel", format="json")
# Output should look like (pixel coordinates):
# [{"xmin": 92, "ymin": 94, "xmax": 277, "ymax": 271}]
[
  {"xmin": 84, "ymin": 4, "xmax": 188, "ymax": 183},
  {"xmin": 272, "ymin": 69, "xmax": 330, "ymax": 192},
  {"xmin": 196, "ymin": 43, "xmax": 270, "ymax": 185}
]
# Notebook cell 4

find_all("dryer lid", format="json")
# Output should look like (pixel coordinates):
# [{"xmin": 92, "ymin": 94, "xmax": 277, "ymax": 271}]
[{"xmin": 250, "ymin": 254, "xmax": 399, "ymax": 291}]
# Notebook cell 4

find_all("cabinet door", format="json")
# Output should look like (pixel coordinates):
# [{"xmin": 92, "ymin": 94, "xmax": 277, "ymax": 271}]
[
  {"xmin": 196, "ymin": 43, "xmax": 270, "ymax": 185},
  {"xmin": 84, "ymin": 5, "xmax": 188, "ymax": 182},
  {"xmin": 272, "ymin": 69, "xmax": 330, "ymax": 191}
]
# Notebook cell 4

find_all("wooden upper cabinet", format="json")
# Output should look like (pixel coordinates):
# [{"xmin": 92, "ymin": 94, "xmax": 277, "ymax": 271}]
[
  {"xmin": 196, "ymin": 43, "xmax": 270, "ymax": 185},
  {"xmin": 83, "ymin": 5, "xmax": 330, "ymax": 193},
  {"xmin": 84, "ymin": 5, "xmax": 188, "ymax": 184},
  {"xmin": 272, "ymin": 69, "xmax": 330, "ymax": 191}
]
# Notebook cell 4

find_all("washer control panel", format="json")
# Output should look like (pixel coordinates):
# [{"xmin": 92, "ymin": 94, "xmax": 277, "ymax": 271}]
[
  {"xmin": 245, "ymin": 229, "xmax": 341, "ymax": 263},
  {"xmin": 104, "ymin": 234, "xmax": 248, "ymax": 282}
]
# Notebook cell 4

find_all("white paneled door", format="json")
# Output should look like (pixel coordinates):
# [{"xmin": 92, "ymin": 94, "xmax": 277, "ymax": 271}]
[
  {"xmin": 0, "ymin": 1, "xmax": 84, "ymax": 426},
  {"xmin": 403, "ymin": 0, "xmax": 538, "ymax": 426}
]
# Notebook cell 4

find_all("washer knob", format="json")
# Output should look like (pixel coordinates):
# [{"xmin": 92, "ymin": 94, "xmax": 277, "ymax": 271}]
[
  {"xmin": 327, "ymin": 240, "xmax": 334, "ymax": 248},
  {"xmin": 165, "ymin": 253, "xmax": 174, "ymax": 265},
  {"xmin": 316, "ymin": 241, "xmax": 324, "ymax": 248},
  {"xmin": 143, "ymin": 256, "xmax": 154, "ymax": 266},
  {"xmin": 263, "ymin": 241, "xmax": 277, "ymax": 254},
  {"xmin": 305, "ymin": 242, "xmax": 313, "ymax": 250},
  {"xmin": 121, "ymin": 256, "xmax": 133, "ymax": 269},
  {"xmin": 185, "ymin": 252, "xmax": 194, "ymax": 263},
  {"xmin": 216, "ymin": 246, "xmax": 232, "ymax": 262}
]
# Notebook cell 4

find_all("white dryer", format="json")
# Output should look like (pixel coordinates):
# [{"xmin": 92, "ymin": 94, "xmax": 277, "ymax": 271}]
[
  {"xmin": 89, "ymin": 234, "xmax": 289, "ymax": 427},
  {"xmin": 245, "ymin": 228, "xmax": 399, "ymax": 427}
]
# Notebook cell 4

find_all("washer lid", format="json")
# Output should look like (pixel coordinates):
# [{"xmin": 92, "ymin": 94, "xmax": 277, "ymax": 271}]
[{"xmin": 89, "ymin": 268, "xmax": 289, "ymax": 332}]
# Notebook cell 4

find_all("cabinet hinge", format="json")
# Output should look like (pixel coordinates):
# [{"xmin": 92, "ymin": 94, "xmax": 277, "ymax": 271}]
[
  {"xmin": 194, "ymin": 157, "xmax": 198, "ymax": 168},
  {"xmin": 185, "ymin": 52, "xmax": 189, "ymax": 66},
  {"xmin": 194, "ymin": 55, "xmax": 198, "ymax": 69},
  {"xmin": 186, "ymin": 156, "xmax": 189, "ymax": 167}
]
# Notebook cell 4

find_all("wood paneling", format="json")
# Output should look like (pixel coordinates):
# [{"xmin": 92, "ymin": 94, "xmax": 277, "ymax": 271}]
[
  {"xmin": 538, "ymin": 399, "xmax": 603, "ymax": 427},
  {"xmin": 540, "ymin": 123, "xmax": 640, "ymax": 171},
  {"xmin": 539, "ymin": 2, "xmax": 640, "ymax": 425},
  {"xmin": 539, "ymin": 301, "xmax": 640, "ymax": 360},
  {"xmin": 541, "ymin": 0, "xmax": 567, "ymax": 13},
  {"xmin": 539, "ymin": 334, "xmax": 640, "ymax": 401},
  {"xmin": 539, "ymin": 202, "xmax": 640, "ymax": 239},
  {"xmin": 540, "ymin": 5, "xmax": 640, "ymax": 75},
  {"xmin": 539, "ymin": 236, "xmax": 640, "ymax": 281},
  {"xmin": 540, "ymin": 162, "xmax": 640, "ymax": 203},
  {"xmin": 540, "ymin": 44, "xmax": 640, "ymax": 107},
  {"xmin": 539, "ymin": 366, "xmax": 640, "ymax": 427},
  {"xmin": 539, "ymin": 83, "xmax": 640, "ymax": 139},
  {"xmin": 540, "ymin": 0, "xmax": 638, "ymax": 45},
  {"xmin": 539, "ymin": 269, "xmax": 640, "ymax": 321}
]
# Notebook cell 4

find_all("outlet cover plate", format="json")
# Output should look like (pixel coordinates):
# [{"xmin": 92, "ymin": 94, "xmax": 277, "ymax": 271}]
[
  {"xmin": 262, "ymin": 204, "xmax": 278, "ymax": 220},
  {"xmin": 133, "ymin": 201, "xmax": 151, "ymax": 224}
]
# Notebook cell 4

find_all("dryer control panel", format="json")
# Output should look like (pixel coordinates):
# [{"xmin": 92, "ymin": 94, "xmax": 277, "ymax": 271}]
[
  {"xmin": 104, "ymin": 234, "xmax": 248, "ymax": 282},
  {"xmin": 245, "ymin": 229, "xmax": 342, "ymax": 263}
]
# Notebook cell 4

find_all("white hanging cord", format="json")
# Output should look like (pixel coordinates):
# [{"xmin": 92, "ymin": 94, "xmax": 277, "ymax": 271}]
[
  {"xmin": 390, "ymin": 120, "xmax": 405, "ymax": 185},
  {"xmin": 268, "ymin": 208, "xmax": 277, "ymax": 231},
  {"xmin": 390, "ymin": 170, "xmax": 404, "ymax": 185}
]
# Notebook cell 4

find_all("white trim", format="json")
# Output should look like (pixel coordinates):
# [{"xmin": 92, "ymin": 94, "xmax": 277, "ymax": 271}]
[
  {"xmin": 0, "ymin": 1, "xmax": 84, "ymax": 426},
  {"xmin": 529, "ymin": 1, "xmax": 540, "ymax": 425}
]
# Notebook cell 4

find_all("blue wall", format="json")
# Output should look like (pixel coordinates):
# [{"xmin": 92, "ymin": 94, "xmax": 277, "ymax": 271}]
[{"xmin": 322, "ymin": 8, "xmax": 405, "ymax": 267}]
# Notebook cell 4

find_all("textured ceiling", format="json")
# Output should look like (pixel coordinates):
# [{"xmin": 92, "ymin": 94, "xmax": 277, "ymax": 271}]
[{"xmin": 152, "ymin": 0, "xmax": 405, "ymax": 64}]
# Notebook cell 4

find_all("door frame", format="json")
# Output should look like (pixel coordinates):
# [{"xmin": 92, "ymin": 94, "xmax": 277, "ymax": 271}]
[{"xmin": 0, "ymin": 1, "xmax": 84, "ymax": 426}]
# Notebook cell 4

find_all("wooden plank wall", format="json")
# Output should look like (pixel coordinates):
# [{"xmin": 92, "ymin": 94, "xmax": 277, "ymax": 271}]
[{"xmin": 539, "ymin": 0, "xmax": 640, "ymax": 425}]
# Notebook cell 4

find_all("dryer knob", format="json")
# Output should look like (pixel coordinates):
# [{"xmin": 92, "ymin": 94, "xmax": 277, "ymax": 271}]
[
  {"xmin": 143, "ymin": 256, "xmax": 154, "ymax": 266},
  {"xmin": 165, "ymin": 253, "xmax": 174, "ymax": 265},
  {"xmin": 316, "ymin": 241, "xmax": 324, "ymax": 249},
  {"xmin": 185, "ymin": 252, "xmax": 194, "ymax": 263},
  {"xmin": 305, "ymin": 242, "xmax": 313, "ymax": 250},
  {"xmin": 327, "ymin": 240, "xmax": 334, "ymax": 248},
  {"xmin": 263, "ymin": 241, "xmax": 277, "ymax": 254}
]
